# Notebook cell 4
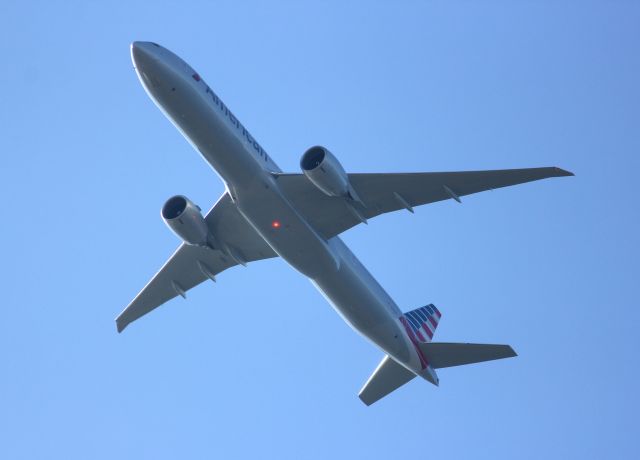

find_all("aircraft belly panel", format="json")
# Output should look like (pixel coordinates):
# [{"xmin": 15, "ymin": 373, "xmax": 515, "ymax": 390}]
[
  {"xmin": 234, "ymin": 184, "xmax": 339, "ymax": 279},
  {"xmin": 311, "ymin": 238, "xmax": 417, "ymax": 369}
]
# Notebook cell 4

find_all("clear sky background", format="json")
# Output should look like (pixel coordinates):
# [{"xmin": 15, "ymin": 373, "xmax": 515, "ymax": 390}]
[{"xmin": 1, "ymin": 1, "xmax": 639, "ymax": 458}]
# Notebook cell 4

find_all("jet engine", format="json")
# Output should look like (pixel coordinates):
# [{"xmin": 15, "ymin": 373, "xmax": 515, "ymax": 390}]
[
  {"xmin": 161, "ymin": 195, "xmax": 210, "ymax": 246},
  {"xmin": 300, "ymin": 146, "xmax": 360, "ymax": 200}
]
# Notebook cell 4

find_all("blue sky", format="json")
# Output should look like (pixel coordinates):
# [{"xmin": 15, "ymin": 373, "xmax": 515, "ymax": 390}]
[{"xmin": 1, "ymin": 1, "xmax": 639, "ymax": 458}]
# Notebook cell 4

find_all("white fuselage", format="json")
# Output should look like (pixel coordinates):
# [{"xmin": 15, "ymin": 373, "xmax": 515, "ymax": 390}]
[{"xmin": 131, "ymin": 42, "xmax": 431, "ymax": 379}]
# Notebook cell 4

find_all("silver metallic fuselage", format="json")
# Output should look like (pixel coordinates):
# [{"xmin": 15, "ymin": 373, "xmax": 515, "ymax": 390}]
[{"xmin": 131, "ymin": 42, "xmax": 426, "ymax": 376}]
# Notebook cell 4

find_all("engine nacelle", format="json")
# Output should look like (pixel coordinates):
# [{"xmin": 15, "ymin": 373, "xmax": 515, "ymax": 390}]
[
  {"xmin": 300, "ymin": 146, "xmax": 353, "ymax": 198},
  {"xmin": 161, "ymin": 195, "xmax": 210, "ymax": 246}
]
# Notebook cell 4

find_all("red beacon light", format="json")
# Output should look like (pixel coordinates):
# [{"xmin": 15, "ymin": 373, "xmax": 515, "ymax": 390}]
[
  {"xmin": 192, "ymin": 73, "xmax": 201, "ymax": 82},
  {"xmin": 271, "ymin": 220, "xmax": 281, "ymax": 229}
]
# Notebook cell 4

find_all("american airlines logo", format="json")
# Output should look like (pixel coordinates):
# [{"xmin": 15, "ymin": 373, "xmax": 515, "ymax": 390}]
[{"xmin": 199, "ymin": 82, "xmax": 270, "ymax": 163}]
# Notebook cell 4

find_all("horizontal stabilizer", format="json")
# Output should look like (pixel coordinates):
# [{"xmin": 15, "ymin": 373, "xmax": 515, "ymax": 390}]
[
  {"xmin": 418, "ymin": 342, "xmax": 517, "ymax": 369},
  {"xmin": 359, "ymin": 355, "xmax": 417, "ymax": 406}
]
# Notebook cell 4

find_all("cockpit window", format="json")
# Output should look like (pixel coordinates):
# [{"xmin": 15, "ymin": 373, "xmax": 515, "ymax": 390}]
[{"xmin": 151, "ymin": 42, "xmax": 160, "ymax": 47}]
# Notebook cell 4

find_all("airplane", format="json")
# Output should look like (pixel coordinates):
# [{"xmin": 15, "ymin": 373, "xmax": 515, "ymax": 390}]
[{"xmin": 118, "ymin": 41, "xmax": 573, "ymax": 405}]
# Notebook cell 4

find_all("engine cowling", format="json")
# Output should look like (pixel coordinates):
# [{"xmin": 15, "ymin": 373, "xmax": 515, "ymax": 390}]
[
  {"xmin": 161, "ymin": 195, "xmax": 210, "ymax": 246},
  {"xmin": 300, "ymin": 146, "xmax": 352, "ymax": 198}
]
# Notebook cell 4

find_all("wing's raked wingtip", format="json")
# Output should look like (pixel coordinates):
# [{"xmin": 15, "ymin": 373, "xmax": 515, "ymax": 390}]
[
  {"xmin": 116, "ymin": 319, "xmax": 127, "ymax": 333},
  {"xmin": 554, "ymin": 167, "xmax": 575, "ymax": 177},
  {"xmin": 358, "ymin": 394, "xmax": 374, "ymax": 407}
]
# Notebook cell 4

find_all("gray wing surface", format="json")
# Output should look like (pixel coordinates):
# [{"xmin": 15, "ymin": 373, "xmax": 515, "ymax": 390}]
[
  {"xmin": 359, "ymin": 355, "xmax": 417, "ymax": 406},
  {"xmin": 275, "ymin": 167, "xmax": 573, "ymax": 238},
  {"xmin": 418, "ymin": 342, "xmax": 517, "ymax": 369},
  {"xmin": 116, "ymin": 193, "xmax": 277, "ymax": 332}
]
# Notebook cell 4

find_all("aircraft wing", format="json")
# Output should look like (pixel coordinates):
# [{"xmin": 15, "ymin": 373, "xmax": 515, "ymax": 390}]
[
  {"xmin": 116, "ymin": 193, "xmax": 277, "ymax": 332},
  {"xmin": 275, "ymin": 167, "xmax": 573, "ymax": 238}
]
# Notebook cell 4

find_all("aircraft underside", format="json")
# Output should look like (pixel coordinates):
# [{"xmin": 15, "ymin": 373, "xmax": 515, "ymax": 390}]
[{"xmin": 119, "ymin": 41, "xmax": 573, "ymax": 404}]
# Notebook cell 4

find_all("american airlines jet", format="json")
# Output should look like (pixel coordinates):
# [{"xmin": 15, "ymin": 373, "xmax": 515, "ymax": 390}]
[{"xmin": 118, "ymin": 42, "xmax": 573, "ymax": 405}]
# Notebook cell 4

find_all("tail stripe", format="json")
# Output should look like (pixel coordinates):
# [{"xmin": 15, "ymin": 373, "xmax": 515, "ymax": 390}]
[
  {"xmin": 411, "ymin": 313, "xmax": 425, "ymax": 331},
  {"xmin": 399, "ymin": 316, "xmax": 430, "ymax": 369},
  {"xmin": 423, "ymin": 320, "xmax": 435, "ymax": 335},
  {"xmin": 402, "ymin": 303, "xmax": 441, "ymax": 344},
  {"xmin": 415, "ymin": 309, "xmax": 429, "ymax": 323},
  {"xmin": 408, "ymin": 311, "xmax": 423, "ymax": 329},
  {"xmin": 405, "ymin": 313, "xmax": 419, "ymax": 330}
]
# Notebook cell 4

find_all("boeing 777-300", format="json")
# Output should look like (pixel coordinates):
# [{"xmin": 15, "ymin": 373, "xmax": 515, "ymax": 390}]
[{"xmin": 117, "ymin": 42, "xmax": 573, "ymax": 405}]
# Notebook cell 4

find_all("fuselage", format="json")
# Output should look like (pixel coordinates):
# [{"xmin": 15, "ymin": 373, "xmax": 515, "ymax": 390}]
[{"xmin": 131, "ymin": 41, "xmax": 435, "ymax": 381}]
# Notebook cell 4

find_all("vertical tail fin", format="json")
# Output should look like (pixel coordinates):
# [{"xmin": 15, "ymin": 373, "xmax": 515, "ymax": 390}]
[
  {"xmin": 402, "ymin": 303, "xmax": 441, "ymax": 343},
  {"xmin": 399, "ymin": 303, "xmax": 441, "ymax": 385}
]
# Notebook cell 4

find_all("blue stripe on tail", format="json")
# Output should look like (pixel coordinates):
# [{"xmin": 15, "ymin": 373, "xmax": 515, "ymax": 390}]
[{"xmin": 402, "ymin": 304, "xmax": 441, "ymax": 343}]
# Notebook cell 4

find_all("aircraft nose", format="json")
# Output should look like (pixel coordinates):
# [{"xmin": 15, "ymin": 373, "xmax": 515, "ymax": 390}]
[{"xmin": 130, "ymin": 41, "xmax": 158, "ymax": 69}]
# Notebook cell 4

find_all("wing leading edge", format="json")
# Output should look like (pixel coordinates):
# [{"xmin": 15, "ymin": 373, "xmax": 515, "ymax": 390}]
[
  {"xmin": 275, "ymin": 167, "xmax": 573, "ymax": 238},
  {"xmin": 116, "ymin": 193, "xmax": 277, "ymax": 332}
]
